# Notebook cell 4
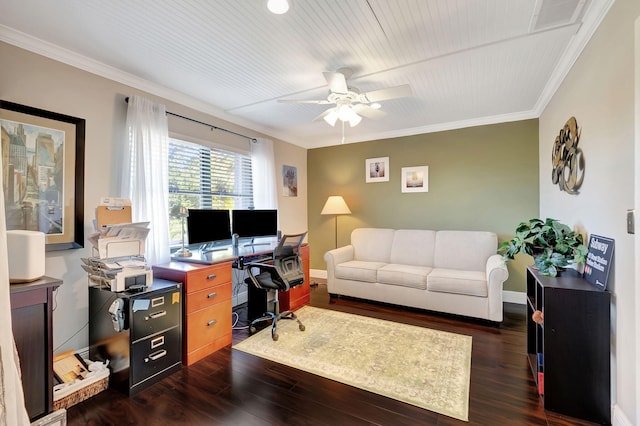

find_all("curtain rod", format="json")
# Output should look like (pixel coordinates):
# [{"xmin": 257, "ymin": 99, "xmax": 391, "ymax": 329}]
[{"xmin": 125, "ymin": 97, "xmax": 257, "ymax": 142}]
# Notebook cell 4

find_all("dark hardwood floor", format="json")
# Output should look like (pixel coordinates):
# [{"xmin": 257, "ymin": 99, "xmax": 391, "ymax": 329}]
[{"xmin": 66, "ymin": 282, "xmax": 602, "ymax": 425}]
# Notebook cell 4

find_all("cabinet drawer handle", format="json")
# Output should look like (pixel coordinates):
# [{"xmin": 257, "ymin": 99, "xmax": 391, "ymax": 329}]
[
  {"xmin": 151, "ymin": 296, "xmax": 165, "ymax": 307},
  {"xmin": 145, "ymin": 349, "xmax": 167, "ymax": 362},
  {"xmin": 151, "ymin": 336, "xmax": 165, "ymax": 349},
  {"xmin": 145, "ymin": 310, "xmax": 166, "ymax": 320},
  {"xmin": 207, "ymin": 292, "xmax": 217, "ymax": 299},
  {"xmin": 207, "ymin": 273, "xmax": 217, "ymax": 280},
  {"xmin": 207, "ymin": 319, "xmax": 217, "ymax": 327}
]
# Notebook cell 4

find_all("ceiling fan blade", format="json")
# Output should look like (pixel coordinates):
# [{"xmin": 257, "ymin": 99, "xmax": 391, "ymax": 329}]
[
  {"xmin": 359, "ymin": 84, "xmax": 412, "ymax": 103},
  {"xmin": 323, "ymin": 71, "xmax": 349, "ymax": 94},
  {"xmin": 352, "ymin": 104, "xmax": 387, "ymax": 120},
  {"xmin": 278, "ymin": 99, "xmax": 331, "ymax": 104}
]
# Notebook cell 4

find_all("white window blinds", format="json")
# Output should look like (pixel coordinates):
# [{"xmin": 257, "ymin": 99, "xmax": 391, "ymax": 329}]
[{"xmin": 168, "ymin": 137, "xmax": 253, "ymax": 244}]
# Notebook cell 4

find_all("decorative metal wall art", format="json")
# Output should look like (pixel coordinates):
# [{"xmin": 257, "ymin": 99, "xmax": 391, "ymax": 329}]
[{"xmin": 551, "ymin": 116, "xmax": 584, "ymax": 194}]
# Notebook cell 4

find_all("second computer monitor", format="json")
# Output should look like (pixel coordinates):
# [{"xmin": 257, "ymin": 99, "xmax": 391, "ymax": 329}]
[{"xmin": 232, "ymin": 209, "xmax": 278, "ymax": 239}]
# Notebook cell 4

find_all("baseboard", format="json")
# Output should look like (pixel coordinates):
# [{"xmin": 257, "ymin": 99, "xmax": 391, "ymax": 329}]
[
  {"xmin": 233, "ymin": 290, "xmax": 248, "ymax": 307},
  {"xmin": 612, "ymin": 404, "xmax": 632, "ymax": 426},
  {"xmin": 30, "ymin": 409, "xmax": 67, "ymax": 426},
  {"xmin": 310, "ymin": 269, "xmax": 327, "ymax": 279},
  {"xmin": 311, "ymin": 269, "xmax": 526, "ymax": 304},
  {"xmin": 503, "ymin": 290, "xmax": 526, "ymax": 305}
]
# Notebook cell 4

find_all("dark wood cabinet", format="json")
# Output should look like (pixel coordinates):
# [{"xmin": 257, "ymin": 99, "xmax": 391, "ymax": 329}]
[
  {"xmin": 10, "ymin": 276, "xmax": 62, "ymax": 421},
  {"xmin": 526, "ymin": 266, "xmax": 611, "ymax": 424}
]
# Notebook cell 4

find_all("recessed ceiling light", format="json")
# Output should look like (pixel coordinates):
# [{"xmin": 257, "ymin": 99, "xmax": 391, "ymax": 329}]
[
  {"xmin": 370, "ymin": 103, "xmax": 382, "ymax": 109},
  {"xmin": 267, "ymin": 0, "xmax": 289, "ymax": 14}
]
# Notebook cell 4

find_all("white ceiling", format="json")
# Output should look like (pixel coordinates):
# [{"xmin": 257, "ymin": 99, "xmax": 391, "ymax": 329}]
[{"xmin": 0, "ymin": 0, "xmax": 613, "ymax": 149}]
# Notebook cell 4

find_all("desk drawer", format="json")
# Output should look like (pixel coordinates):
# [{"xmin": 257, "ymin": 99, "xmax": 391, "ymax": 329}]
[
  {"xmin": 186, "ymin": 300, "xmax": 232, "ymax": 353},
  {"xmin": 186, "ymin": 263, "xmax": 232, "ymax": 294},
  {"xmin": 186, "ymin": 282, "xmax": 231, "ymax": 314},
  {"xmin": 131, "ymin": 291, "xmax": 181, "ymax": 341},
  {"xmin": 131, "ymin": 326, "xmax": 181, "ymax": 385}
]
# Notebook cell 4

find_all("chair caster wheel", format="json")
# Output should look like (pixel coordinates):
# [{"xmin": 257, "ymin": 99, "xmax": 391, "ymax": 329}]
[
  {"xmin": 249, "ymin": 326, "xmax": 256, "ymax": 334},
  {"xmin": 299, "ymin": 324, "xmax": 305, "ymax": 331},
  {"xmin": 272, "ymin": 333, "xmax": 279, "ymax": 341}
]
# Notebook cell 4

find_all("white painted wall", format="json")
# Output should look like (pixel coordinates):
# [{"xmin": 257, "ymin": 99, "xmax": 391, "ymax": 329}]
[
  {"xmin": 539, "ymin": 0, "xmax": 640, "ymax": 423},
  {"xmin": 0, "ymin": 41, "xmax": 308, "ymax": 354}
]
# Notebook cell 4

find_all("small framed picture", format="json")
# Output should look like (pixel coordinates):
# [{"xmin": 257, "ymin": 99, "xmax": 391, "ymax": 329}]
[
  {"xmin": 401, "ymin": 166, "xmax": 429, "ymax": 193},
  {"xmin": 282, "ymin": 165, "xmax": 297, "ymax": 197},
  {"xmin": 365, "ymin": 157, "xmax": 389, "ymax": 183}
]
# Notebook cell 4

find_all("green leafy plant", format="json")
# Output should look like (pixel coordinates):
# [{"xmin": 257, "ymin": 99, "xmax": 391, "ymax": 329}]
[{"xmin": 499, "ymin": 218, "xmax": 588, "ymax": 277}]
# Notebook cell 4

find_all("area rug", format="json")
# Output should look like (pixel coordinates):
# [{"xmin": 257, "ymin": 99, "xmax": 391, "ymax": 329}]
[{"xmin": 233, "ymin": 306, "xmax": 472, "ymax": 421}]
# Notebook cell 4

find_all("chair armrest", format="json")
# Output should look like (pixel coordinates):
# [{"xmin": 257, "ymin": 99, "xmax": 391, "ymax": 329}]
[
  {"xmin": 486, "ymin": 254, "xmax": 509, "ymax": 322},
  {"xmin": 244, "ymin": 261, "xmax": 275, "ymax": 270},
  {"xmin": 244, "ymin": 261, "xmax": 283, "ymax": 289}
]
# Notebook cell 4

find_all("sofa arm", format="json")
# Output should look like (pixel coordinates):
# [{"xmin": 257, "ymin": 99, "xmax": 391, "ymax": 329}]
[
  {"xmin": 486, "ymin": 254, "xmax": 509, "ymax": 322},
  {"xmin": 324, "ymin": 245, "xmax": 354, "ymax": 279}
]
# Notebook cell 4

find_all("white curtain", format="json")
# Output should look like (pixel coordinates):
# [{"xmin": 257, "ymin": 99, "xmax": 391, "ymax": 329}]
[
  {"xmin": 0, "ymin": 153, "xmax": 30, "ymax": 424},
  {"xmin": 251, "ymin": 138, "xmax": 278, "ymax": 209},
  {"xmin": 121, "ymin": 95, "xmax": 170, "ymax": 265}
]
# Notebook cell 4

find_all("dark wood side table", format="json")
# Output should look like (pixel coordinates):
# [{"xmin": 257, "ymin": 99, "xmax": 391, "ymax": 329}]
[
  {"xmin": 526, "ymin": 266, "xmax": 610, "ymax": 424},
  {"xmin": 10, "ymin": 276, "xmax": 62, "ymax": 421}
]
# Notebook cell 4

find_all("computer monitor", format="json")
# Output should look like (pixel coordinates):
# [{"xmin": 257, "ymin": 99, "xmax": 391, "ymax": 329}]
[
  {"xmin": 231, "ymin": 209, "xmax": 278, "ymax": 239},
  {"xmin": 186, "ymin": 209, "xmax": 232, "ymax": 245}
]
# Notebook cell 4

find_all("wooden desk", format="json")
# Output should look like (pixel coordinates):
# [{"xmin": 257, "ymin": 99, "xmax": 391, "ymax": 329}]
[
  {"xmin": 153, "ymin": 261, "xmax": 233, "ymax": 366},
  {"xmin": 153, "ymin": 242, "xmax": 310, "ymax": 366},
  {"xmin": 10, "ymin": 276, "xmax": 62, "ymax": 421}
]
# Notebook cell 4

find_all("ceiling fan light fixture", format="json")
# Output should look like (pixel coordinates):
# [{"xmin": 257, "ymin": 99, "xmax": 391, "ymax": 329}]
[
  {"xmin": 267, "ymin": 0, "xmax": 289, "ymax": 14},
  {"xmin": 348, "ymin": 114, "xmax": 362, "ymax": 127},
  {"xmin": 323, "ymin": 109, "xmax": 339, "ymax": 127},
  {"xmin": 336, "ymin": 104, "xmax": 362, "ymax": 127}
]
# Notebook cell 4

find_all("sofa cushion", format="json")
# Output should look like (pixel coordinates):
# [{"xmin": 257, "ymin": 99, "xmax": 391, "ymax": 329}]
[
  {"xmin": 377, "ymin": 264, "xmax": 431, "ymax": 289},
  {"xmin": 389, "ymin": 230, "xmax": 436, "ymax": 267},
  {"xmin": 351, "ymin": 228, "xmax": 395, "ymax": 263},
  {"xmin": 427, "ymin": 268, "xmax": 488, "ymax": 297},
  {"xmin": 433, "ymin": 231, "xmax": 497, "ymax": 271},
  {"xmin": 335, "ymin": 260, "xmax": 386, "ymax": 283}
]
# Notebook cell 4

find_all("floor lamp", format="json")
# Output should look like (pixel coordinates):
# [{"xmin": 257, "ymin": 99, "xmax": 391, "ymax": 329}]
[{"xmin": 321, "ymin": 196, "xmax": 352, "ymax": 249}]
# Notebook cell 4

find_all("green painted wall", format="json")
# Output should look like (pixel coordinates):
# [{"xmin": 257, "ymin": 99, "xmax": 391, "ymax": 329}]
[{"xmin": 307, "ymin": 119, "xmax": 539, "ymax": 292}]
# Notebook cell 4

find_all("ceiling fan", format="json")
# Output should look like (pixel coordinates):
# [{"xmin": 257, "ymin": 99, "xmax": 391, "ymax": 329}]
[{"xmin": 278, "ymin": 68, "xmax": 412, "ymax": 127}]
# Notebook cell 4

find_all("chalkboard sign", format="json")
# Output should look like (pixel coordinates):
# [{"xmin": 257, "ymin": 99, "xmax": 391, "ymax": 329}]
[{"xmin": 584, "ymin": 235, "xmax": 614, "ymax": 290}]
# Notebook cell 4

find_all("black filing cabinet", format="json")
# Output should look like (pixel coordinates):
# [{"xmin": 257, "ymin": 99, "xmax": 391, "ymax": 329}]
[{"xmin": 89, "ymin": 279, "xmax": 182, "ymax": 395}]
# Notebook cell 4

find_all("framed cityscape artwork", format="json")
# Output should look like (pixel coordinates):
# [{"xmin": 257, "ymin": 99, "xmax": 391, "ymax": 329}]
[{"xmin": 0, "ymin": 100, "xmax": 85, "ymax": 250}]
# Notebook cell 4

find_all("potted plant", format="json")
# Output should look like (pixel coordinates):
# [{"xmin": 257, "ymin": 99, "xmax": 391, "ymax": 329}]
[{"xmin": 499, "ymin": 218, "xmax": 588, "ymax": 277}]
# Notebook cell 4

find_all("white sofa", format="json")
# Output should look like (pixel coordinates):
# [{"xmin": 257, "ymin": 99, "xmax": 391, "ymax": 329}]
[{"xmin": 323, "ymin": 228, "xmax": 509, "ymax": 322}]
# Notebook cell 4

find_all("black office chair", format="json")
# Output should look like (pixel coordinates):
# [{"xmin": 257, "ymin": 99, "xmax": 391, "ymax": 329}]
[{"xmin": 244, "ymin": 232, "xmax": 307, "ymax": 341}]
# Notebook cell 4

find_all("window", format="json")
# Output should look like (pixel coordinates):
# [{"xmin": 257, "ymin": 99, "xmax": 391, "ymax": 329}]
[{"xmin": 168, "ymin": 137, "xmax": 253, "ymax": 245}]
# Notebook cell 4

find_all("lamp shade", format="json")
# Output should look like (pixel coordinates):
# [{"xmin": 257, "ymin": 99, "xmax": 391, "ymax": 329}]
[{"xmin": 321, "ymin": 196, "xmax": 351, "ymax": 215}]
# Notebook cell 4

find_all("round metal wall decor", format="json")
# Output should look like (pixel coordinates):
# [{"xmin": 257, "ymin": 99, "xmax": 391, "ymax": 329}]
[{"xmin": 551, "ymin": 116, "xmax": 585, "ymax": 194}]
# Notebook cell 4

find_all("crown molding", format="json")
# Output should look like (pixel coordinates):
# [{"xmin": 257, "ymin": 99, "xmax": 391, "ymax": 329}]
[
  {"xmin": 533, "ymin": 0, "xmax": 615, "ymax": 115},
  {"xmin": 301, "ymin": 110, "xmax": 539, "ymax": 149},
  {"xmin": 0, "ymin": 24, "xmax": 277, "ymax": 141}
]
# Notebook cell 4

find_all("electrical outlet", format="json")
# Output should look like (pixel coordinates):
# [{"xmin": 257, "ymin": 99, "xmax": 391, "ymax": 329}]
[{"xmin": 627, "ymin": 209, "xmax": 635, "ymax": 234}]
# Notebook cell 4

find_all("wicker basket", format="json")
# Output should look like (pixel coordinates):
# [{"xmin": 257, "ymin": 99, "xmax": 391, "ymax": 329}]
[{"xmin": 53, "ymin": 364, "xmax": 109, "ymax": 410}]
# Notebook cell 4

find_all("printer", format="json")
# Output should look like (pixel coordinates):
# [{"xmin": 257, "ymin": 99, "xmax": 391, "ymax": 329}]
[{"xmin": 82, "ymin": 255, "xmax": 152, "ymax": 292}]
